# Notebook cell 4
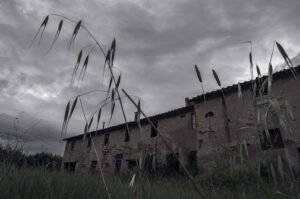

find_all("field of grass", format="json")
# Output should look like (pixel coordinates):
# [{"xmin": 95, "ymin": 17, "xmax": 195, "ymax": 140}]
[{"xmin": 1, "ymin": 163, "xmax": 299, "ymax": 199}]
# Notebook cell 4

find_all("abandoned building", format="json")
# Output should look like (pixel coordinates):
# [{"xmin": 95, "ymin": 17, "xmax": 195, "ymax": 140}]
[{"xmin": 62, "ymin": 65, "xmax": 300, "ymax": 175}]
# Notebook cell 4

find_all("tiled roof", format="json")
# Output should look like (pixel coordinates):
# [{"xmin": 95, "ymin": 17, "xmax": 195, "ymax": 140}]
[
  {"xmin": 187, "ymin": 65, "xmax": 300, "ymax": 104},
  {"xmin": 63, "ymin": 65, "xmax": 300, "ymax": 141},
  {"xmin": 63, "ymin": 105, "xmax": 194, "ymax": 141}
]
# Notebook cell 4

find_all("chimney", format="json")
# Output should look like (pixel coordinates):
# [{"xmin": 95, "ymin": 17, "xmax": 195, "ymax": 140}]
[
  {"xmin": 185, "ymin": 97, "xmax": 189, "ymax": 106},
  {"xmin": 134, "ymin": 111, "xmax": 140, "ymax": 122}
]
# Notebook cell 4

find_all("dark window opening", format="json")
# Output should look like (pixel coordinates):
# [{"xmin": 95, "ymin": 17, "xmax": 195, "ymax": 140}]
[
  {"xmin": 205, "ymin": 112, "xmax": 214, "ymax": 118},
  {"xmin": 198, "ymin": 140, "xmax": 203, "ymax": 148},
  {"xmin": 144, "ymin": 154, "xmax": 154, "ymax": 174},
  {"xmin": 188, "ymin": 151, "xmax": 198, "ymax": 175},
  {"xmin": 104, "ymin": 133, "xmax": 109, "ymax": 145},
  {"xmin": 116, "ymin": 153, "xmax": 123, "ymax": 159},
  {"xmin": 255, "ymin": 80, "xmax": 268, "ymax": 96},
  {"xmin": 205, "ymin": 112, "xmax": 214, "ymax": 130},
  {"xmin": 166, "ymin": 153, "xmax": 180, "ymax": 174},
  {"xmin": 180, "ymin": 114, "xmax": 185, "ymax": 118},
  {"xmin": 125, "ymin": 128, "xmax": 130, "ymax": 142},
  {"xmin": 191, "ymin": 113, "xmax": 196, "ymax": 129},
  {"xmin": 64, "ymin": 161, "xmax": 76, "ymax": 172},
  {"xmin": 297, "ymin": 148, "xmax": 300, "ymax": 155},
  {"xmin": 90, "ymin": 160, "xmax": 97, "ymax": 173},
  {"xmin": 115, "ymin": 160, "xmax": 122, "ymax": 174},
  {"xmin": 70, "ymin": 141, "xmax": 75, "ymax": 151},
  {"xmin": 260, "ymin": 128, "xmax": 284, "ymax": 150},
  {"xmin": 151, "ymin": 121, "xmax": 158, "ymax": 137},
  {"xmin": 255, "ymin": 81, "xmax": 268, "ymax": 105},
  {"xmin": 127, "ymin": 160, "xmax": 138, "ymax": 170},
  {"xmin": 115, "ymin": 153, "xmax": 123, "ymax": 174},
  {"xmin": 87, "ymin": 137, "xmax": 91, "ymax": 148}
]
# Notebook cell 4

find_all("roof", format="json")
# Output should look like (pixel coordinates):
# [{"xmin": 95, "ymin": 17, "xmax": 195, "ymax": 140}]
[
  {"xmin": 63, "ymin": 65, "xmax": 300, "ymax": 141},
  {"xmin": 63, "ymin": 105, "xmax": 194, "ymax": 141},
  {"xmin": 187, "ymin": 65, "xmax": 300, "ymax": 104}
]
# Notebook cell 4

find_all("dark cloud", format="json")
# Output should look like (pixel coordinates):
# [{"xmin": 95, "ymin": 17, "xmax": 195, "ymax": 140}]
[{"xmin": 0, "ymin": 0, "xmax": 300, "ymax": 154}]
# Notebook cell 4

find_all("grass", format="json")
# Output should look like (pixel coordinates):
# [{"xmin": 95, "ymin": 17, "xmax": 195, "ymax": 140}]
[
  {"xmin": 29, "ymin": 15, "xmax": 300, "ymax": 198},
  {"xmin": 1, "ymin": 163, "xmax": 299, "ymax": 199}
]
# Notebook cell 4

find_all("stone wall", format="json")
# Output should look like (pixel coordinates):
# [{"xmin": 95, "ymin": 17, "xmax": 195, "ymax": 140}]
[
  {"xmin": 193, "ymin": 75, "xmax": 300, "ymax": 173},
  {"xmin": 62, "ymin": 107, "xmax": 198, "ymax": 174},
  {"xmin": 62, "ymin": 68, "xmax": 300, "ymax": 175}
]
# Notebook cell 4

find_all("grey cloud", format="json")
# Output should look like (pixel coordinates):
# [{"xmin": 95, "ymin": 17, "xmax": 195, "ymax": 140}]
[
  {"xmin": 0, "ymin": 80, "xmax": 9, "ymax": 91},
  {"xmin": 1, "ymin": 0, "xmax": 300, "ymax": 155}
]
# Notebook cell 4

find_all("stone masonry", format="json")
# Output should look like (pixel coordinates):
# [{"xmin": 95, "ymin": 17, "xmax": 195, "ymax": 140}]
[{"xmin": 62, "ymin": 66, "xmax": 300, "ymax": 175}]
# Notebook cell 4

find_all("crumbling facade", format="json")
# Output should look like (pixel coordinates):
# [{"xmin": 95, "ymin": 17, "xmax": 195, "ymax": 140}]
[{"xmin": 62, "ymin": 66, "xmax": 300, "ymax": 175}]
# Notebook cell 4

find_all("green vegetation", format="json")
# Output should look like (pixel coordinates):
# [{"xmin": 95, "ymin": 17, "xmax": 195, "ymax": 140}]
[
  {"xmin": 26, "ymin": 14, "xmax": 300, "ymax": 199},
  {"xmin": 0, "ymin": 145, "xmax": 62, "ymax": 169},
  {"xmin": 1, "ymin": 164, "xmax": 299, "ymax": 199}
]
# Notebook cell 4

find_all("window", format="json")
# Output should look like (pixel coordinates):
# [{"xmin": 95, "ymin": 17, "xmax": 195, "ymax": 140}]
[
  {"xmin": 116, "ymin": 153, "xmax": 123, "ymax": 159},
  {"xmin": 205, "ymin": 112, "xmax": 214, "ymax": 130},
  {"xmin": 125, "ymin": 127, "xmax": 130, "ymax": 142},
  {"xmin": 188, "ymin": 151, "xmax": 197, "ymax": 168},
  {"xmin": 64, "ymin": 161, "xmax": 76, "ymax": 172},
  {"xmin": 87, "ymin": 137, "xmax": 91, "ymax": 148},
  {"xmin": 70, "ymin": 141, "xmax": 75, "ymax": 151},
  {"xmin": 260, "ymin": 128, "xmax": 284, "ymax": 150},
  {"xmin": 255, "ymin": 85, "xmax": 268, "ymax": 105},
  {"xmin": 205, "ymin": 112, "xmax": 214, "ymax": 118},
  {"xmin": 104, "ymin": 133, "xmax": 109, "ymax": 145},
  {"xmin": 166, "ymin": 153, "xmax": 180, "ymax": 174},
  {"xmin": 191, "ymin": 113, "xmax": 196, "ymax": 129},
  {"xmin": 127, "ymin": 160, "xmax": 137, "ymax": 170},
  {"xmin": 91, "ymin": 160, "xmax": 97, "ymax": 173},
  {"xmin": 115, "ymin": 153, "xmax": 123, "ymax": 174},
  {"xmin": 188, "ymin": 151, "xmax": 198, "ymax": 175},
  {"xmin": 151, "ymin": 121, "xmax": 158, "ymax": 137}
]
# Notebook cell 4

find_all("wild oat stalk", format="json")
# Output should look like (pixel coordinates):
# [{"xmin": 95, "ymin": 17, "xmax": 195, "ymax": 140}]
[
  {"xmin": 47, "ymin": 19, "xmax": 63, "ymax": 52},
  {"xmin": 122, "ymin": 89, "xmax": 207, "ymax": 199},
  {"xmin": 276, "ymin": 41, "xmax": 298, "ymax": 78},
  {"xmin": 33, "ymin": 13, "xmax": 207, "ymax": 199},
  {"xmin": 30, "ymin": 15, "xmax": 49, "ymax": 47},
  {"xmin": 215, "ymin": 142, "xmax": 272, "ymax": 198},
  {"xmin": 242, "ymin": 41, "xmax": 253, "ymax": 81},
  {"xmin": 195, "ymin": 65, "xmax": 206, "ymax": 103}
]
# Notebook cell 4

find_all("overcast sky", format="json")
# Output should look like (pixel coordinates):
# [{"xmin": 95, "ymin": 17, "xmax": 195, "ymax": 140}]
[{"xmin": 0, "ymin": 0, "xmax": 300, "ymax": 155}]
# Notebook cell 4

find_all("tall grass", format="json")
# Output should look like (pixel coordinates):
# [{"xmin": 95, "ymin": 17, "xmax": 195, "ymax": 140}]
[
  {"xmin": 30, "ymin": 14, "xmax": 300, "ymax": 199},
  {"xmin": 32, "ymin": 14, "xmax": 208, "ymax": 198},
  {"xmin": 1, "ymin": 163, "xmax": 299, "ymax": 199}
]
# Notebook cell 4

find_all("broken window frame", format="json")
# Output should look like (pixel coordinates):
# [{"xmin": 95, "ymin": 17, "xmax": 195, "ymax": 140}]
[
  {"xmin": 205, "ymin": 111, "xmax": 215, "ymax": 130},
  {"xmin": 90, "ymin": 160, "xmax": 97, "ymax": 173},
  {"xmin": 127, "ymin": 159, "xmax": 138, "ymax": 170},
  {"xmin": 87, "ymin": 136, "xmax": 91, "ymax": 148},
  {"xmin": 187, "ymin": 151, "xmax": 198, "ymax": 175},
  {"xmin": 254, "ymin": 78, "xmax": 268, "ymax": 105},
  {"xmin": 104, "ymin": 133, "xmax": 109, "ymax": 145},
  {"xmin": 260, "ymin": 128, "xmax": 284, "ymax": 150},
  {"xmin": 115, "ymin": 153, "xmax": 123, "ymax": 174},
  {"xmin": 166, "ymin": 153, "xmax": 180, "ymax": 174},
  {"xmin": 64, "ymin": 161, "xmax": 77, "ymax": 172},
  {"xmin": 151, "ymin": 121, "xmax": 158, "ymax": 137},
  {"xmin": 70, "ymin": 141, "xmax": 75, "ymax": 151},
  {"xmin": 125, "ymin": 127, "xmax": 130, "ymax": 142}
]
